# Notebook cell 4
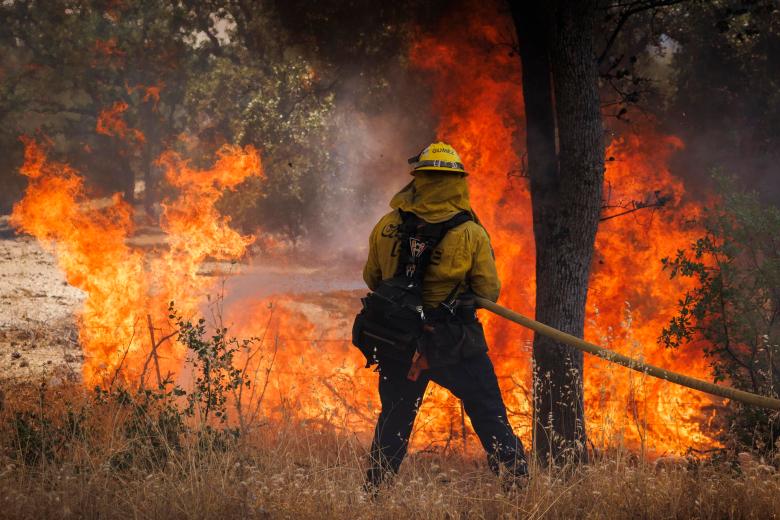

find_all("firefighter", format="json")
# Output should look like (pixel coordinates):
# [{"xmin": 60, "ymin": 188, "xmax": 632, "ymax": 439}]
[{"xmin": 361, "ymin": 142, "xmax": 528, "ymax": 491}]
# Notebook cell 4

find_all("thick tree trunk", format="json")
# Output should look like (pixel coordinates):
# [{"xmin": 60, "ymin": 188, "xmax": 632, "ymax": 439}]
[{"xmin": 511, "ymin": 0, "xmax": 604, "ymax": 464}]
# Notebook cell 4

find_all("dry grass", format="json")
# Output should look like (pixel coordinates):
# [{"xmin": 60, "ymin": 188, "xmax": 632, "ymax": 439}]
[{"xmin": 0, "ymin": 382, "xmax": 779, "ymax": 519}]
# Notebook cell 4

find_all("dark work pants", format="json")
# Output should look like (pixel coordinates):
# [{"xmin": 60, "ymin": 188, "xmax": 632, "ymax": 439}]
[{"xmin": 367, "ymin": 352, "xmax": 528, "ymax": 485}]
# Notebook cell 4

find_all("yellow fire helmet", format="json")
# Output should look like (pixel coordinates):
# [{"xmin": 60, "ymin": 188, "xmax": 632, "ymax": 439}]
[{"xmin": 407, "ymin": 141, "xmax": 467, "ymax": 175}]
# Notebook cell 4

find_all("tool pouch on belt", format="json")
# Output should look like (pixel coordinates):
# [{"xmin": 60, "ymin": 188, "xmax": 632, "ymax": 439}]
[
  {"xmin": 421, "ymin": 293, "xmax": 489, "ymax": 368},
  {"xmin": 352, "ymin": 210, "xmax": 473, "ymax": 368},
  {"xmin": 352, "ymin": 278, "xmax": 424, "ymax": 366}
]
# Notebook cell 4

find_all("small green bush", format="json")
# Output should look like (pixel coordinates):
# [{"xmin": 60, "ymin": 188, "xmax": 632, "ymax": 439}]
[
  {"xmin": 662, "ymin": 174, "xmax": 780, "ymax": 454},
  {"xmin": 3, "ymin": 303, "xmax": 254, "ymax": 470}
]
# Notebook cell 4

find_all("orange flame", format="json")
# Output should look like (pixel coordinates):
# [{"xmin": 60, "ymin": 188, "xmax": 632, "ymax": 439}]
[
  {"xmin": 227, "ymin": 293, "xmax": 376, "ymax": 432},
  {"xmin": 11, "ymin": 2, "xmax": 720, "ymax": 457},
  {"xmin": 91, "ymin": 38, "xmax": 126, "ymax": 68},
  {"xmin": 96, "ymin": 101, "xmax": 145, "ymax": 144},
  {"xmin": 407, "ymin": 3, "xmax": 719, "ymax": 454},
  {"xmin": 93, "ymin": 38, "xmax": 125, "ymax": 58},
  {"xmin": 10, "ymin": 137, "xmax": 146, "ymax": 383},
  {"xmin": 126, "ymin": 83, "xmax": 163, "ymax": 111},
  {"xmin": 154, "ymin": 146, "xmax": 260, "ymax": 303},
  {"xmin": 11, "ymin": 138, "xmax": 263, "ymax": 385}
]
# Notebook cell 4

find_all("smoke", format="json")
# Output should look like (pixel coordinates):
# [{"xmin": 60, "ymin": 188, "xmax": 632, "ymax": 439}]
[
  {"xmin": 633, "ymin": 8, "xmax": 780, "ymax": 204},
  {"xmin": 303, "ymin": 62, "xmax": 437, "ymax": 261},
  {"xmin": 321, "ymin": 98, "xmax": 433, "ymax": 255},
  {"xmin": 223, "ymin": 66, "xmax": 437, "ymax": 302}
]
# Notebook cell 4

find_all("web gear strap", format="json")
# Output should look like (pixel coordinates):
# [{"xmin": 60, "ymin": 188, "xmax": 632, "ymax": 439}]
[
  {"xmin": 351, "ymin": 210, "xmax": 473, "ymax": 367},
  {"xmin": 394, "ymin": 210, "xmax": 472, "ymax": 286}
]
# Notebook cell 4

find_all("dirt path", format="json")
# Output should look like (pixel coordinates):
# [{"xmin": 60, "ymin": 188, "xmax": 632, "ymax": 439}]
[
  {"xmin": 0, "ymin": 222, "xmax": 366, "ymax": 383},
  {"xmin": 0, "ymin": 236, "xmax": 84, "ymax": 382}
]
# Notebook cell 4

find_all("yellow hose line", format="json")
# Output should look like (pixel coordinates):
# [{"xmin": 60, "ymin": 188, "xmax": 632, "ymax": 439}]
[{"xmin": 475, "ymin": 297, "xmax": 780, "ymax": 411}]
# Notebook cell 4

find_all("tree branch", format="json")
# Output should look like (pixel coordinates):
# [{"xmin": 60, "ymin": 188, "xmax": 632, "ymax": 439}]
[
  {"xmin": 598, "ymin": 0, "xmax": 688, "ymax": 65},
  {"xmin": 600, "ymin": 191, "xmax": 672, "ymax": 221}
]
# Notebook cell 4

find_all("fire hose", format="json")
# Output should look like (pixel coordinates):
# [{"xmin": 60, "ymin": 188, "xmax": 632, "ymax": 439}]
[{"xmin": 475, "ymin": 296, "xmax": 780, "ymax": 411}]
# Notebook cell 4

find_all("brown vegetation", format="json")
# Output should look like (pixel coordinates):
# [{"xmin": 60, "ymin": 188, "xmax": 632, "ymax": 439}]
[{"xmin": 1, "ymin": 382, "xmax": 778, "ymax": 520}]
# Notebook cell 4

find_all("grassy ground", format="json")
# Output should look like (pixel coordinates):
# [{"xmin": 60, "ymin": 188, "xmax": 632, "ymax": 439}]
[{"xmin": 1, "ymin": 382, "xmax": 779, "ymax": 519}]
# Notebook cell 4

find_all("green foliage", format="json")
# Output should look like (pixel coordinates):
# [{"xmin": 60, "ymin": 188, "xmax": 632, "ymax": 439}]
[
  {"xmin": 0, "ymin": 0, "xmax": 196, "ymax": 206},
  {"xmin": 0, "ymin": 1, "xmax": 339, "ymax": 236},
  {"xmin": 3, "ymin": 303, "xmax": 255, "ymax": 469},
  {"xmin": 9, "ymin": 382, "xmax": 88, "ymax": 466},
  {"xmin": 659, "ymin": 1, "xmax": 780, "ymax": 199},
  {"xmin": 168, "ymin": 301, "xmax": 249, "ymax": 428},
  {"xmin": 93, "ymin": 383, "xmax": 187, "ymax": 470},
  {"xmin": 661, "ymin": 175, "xmax": 780, "ymax": 452},
  {"xmin": 189, "ymin": 41, "xmax": 334, "ymax": 238},
  {"xmin": 0, "ymin": 1, "xmax": 445, "ymax": 237}
]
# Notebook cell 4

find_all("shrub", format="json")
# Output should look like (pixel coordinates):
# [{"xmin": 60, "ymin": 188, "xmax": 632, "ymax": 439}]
[
  {"xmin": 2, "ymin": 303, "xmax": 255, "ymax": 471},
  {"xmin": 661, "ymin": 175, "xmax": 780, "ymax": 453}
]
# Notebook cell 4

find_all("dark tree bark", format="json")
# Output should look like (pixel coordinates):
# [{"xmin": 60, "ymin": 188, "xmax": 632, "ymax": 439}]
[
  {"xmin": 510, "ymin": 0, "xmax": 605, "ymax": 464},
  {"xmin": 120, "ymin": 159, "xmax": 135, "ymax": 206},
  {"xmin": 95, "ymin": 133, "xmax": 135, "ymax": 206}
]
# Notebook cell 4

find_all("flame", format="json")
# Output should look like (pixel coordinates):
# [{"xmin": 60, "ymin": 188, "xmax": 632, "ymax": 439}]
[
  {"xmin": 93, "ymin": 38, "xmax": 125, "ymax": 58},
  {"xmin": 126, "ymin": 83, "xmax": 162, "ymax": 110},
  {"xmin": 154, "ymin": 146, "xmax": 260, "ymax": 304},
  {"xmin": 11, "ymin": 1, "xmax": 721, "ymax": 457},
  {"xmin": 91, "ymin": 38, "xmax": 126, "ymax": 68},
  {"xmin": 10, "ymin": 137, "xmax": 146, "ymax": 383},
  {"xmin": 96, "ymin": 101, "xmax": 145, "ymax": 144},
  {"xmin": 226, "ymin": 293, "xmax": 375, "ymax": 432},
  {"xmin": 406, "ymin": 2, "xmax": 719, "ymax": 454},
  {"xmin": 585, "ymin": 132, "xmax": 718, "ymax": 451},
  {"xmin": 10, "ymin": 138, "xmax": 262, "ymax": 385}
]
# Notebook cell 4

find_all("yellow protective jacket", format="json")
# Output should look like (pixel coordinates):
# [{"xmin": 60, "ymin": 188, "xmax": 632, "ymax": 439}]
[{"xmin": 362, "ymin": 173, "xmax": 501, "ymax": 307}]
